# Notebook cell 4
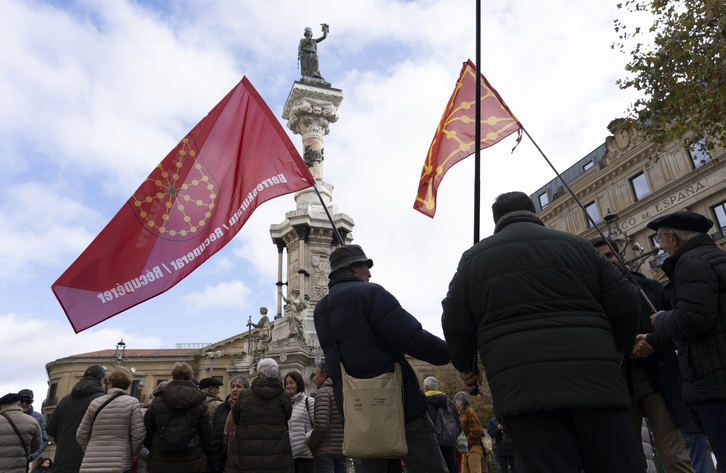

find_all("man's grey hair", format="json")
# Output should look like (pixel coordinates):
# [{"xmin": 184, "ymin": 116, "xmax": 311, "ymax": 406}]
[
  {"xmin": 454, "ymin": 391, "xmax": 471, "ymax": 410},
  {"xmin": 423, "ymin": 376, "xmax": 438, "ymax": 391},
  {"xmin": 230, "ymin": 375, "xmax": 250, "ymax": 389},
  {"xmin": 316, "ymin": 362, "xmax": 328, "ymax": 376},
  {"xmin": 659, "ymin": 226, "xmax": 702, "ymax": 242},
  {"xmin": 257, "ymin": 358, "xmax": 279, "ymax": 378}
]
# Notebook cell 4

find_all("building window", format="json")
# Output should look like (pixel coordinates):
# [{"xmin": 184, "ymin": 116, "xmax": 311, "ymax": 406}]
[
  {"xmin": 583, "ymin": 161, "xmax": 594, "ymax": 171},
  {"xmin": 585, "ymin": 202, "xmax": 599, "ymax": 228},
  {"xmin": 712, "ymin": 202, "xmax": 726, "ymax": 241},
  {"xmin": 47, "ymin": 383, "xmax": 58, "ymax": 407},
  {"xmin": 538, "ymin": 192, "xmax": 549, "ymax": 209},
  {"xmin": 629, "ymin": 173, "xmax": 650, "ymax": 201},
  {"xmin": 688, "ymin": 140, "xmax": 712, "ymax": 169}
]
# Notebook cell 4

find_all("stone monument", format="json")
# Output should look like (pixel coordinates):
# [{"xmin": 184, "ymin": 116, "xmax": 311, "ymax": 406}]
[{"xmin": 231, "ymin": 28, "xmax": 355, "ymax": 381}]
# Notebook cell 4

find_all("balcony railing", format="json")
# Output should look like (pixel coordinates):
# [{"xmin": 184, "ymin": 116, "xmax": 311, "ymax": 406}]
[{"xmin": 711, "ymin": 227, "xmax": 726, "ymax": 242}]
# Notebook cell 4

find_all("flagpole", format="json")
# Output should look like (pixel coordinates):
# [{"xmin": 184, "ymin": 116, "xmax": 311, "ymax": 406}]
[
  {"xmin": 312, "ymin": 182, "xmax": 345, "ymax": 246},
  {"xmin": 520, "ymin": 125, "xmax": 658, "ymax": 313},
  {"xmin": 474, "ymin": 0, "xmax": 482, "ymax": 244}
]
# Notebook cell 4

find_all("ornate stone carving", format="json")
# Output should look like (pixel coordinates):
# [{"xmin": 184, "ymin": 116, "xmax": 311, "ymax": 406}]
[
  {"xmin": 281, "ymin": 288, "xmax": 310, "ymax": 314},
  {"xmin": 304, "ymin": 145, "xmax": 324, "ymax": 167},
  {"xmin": 604, "ymin": 118, "xmax": 644, "ymax": 162},
  {"xmin": 286, "ymin": 96, "xmax": 340, "ymax": 142}
]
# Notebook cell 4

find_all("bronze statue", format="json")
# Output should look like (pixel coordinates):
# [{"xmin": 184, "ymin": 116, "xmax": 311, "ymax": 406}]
[{"xmin": 299, "ymin": 24, "xmax": 330, "ymax": 87}]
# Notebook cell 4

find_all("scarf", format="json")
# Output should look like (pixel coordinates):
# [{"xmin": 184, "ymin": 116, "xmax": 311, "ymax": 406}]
[{"xmin": 223, "ymin": 398, "xmax": 237, "ymax": 453}]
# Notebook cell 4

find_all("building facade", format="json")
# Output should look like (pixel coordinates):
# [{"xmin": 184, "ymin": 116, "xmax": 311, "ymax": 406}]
[{"xmin": 530, "ymin": 120, "xmax": 726, "ymax": 281}]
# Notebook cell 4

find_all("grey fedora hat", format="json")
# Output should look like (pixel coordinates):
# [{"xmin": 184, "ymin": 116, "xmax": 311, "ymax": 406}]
[{"xmin": 329, "ymin": 245, "xmax": 373, "ymax": 276}]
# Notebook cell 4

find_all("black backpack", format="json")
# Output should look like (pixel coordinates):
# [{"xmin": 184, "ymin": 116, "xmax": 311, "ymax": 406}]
[
  {"xmin": 434, "ymin": 405, "xmax": 459, "ymax": 448},
  {"xmin": 157, "ymin": 405, "xmax": 195, "ymax": 454}
]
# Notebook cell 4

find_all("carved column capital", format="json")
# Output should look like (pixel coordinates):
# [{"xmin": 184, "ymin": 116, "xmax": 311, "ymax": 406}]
[
  {"xmin": 286, "ymin": 96, "xmax": 339, "ymax": 142},
  {"xmin": 295, "ymin": 225, "xmax": 310, "ymax": 242}
]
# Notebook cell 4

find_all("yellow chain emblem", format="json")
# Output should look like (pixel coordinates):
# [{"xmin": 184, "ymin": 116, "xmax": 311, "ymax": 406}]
[{"xmin": 131, "ymin": 137, "xmax": 218, "ymax": 240}]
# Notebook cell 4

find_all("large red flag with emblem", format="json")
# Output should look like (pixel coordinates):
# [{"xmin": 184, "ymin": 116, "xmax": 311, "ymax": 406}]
[
  {"xmin": 414, "ymin": 60, "xmax": 522, "ymax": 218},
  {"xmin": 53, "ymin": 77, "xmax": 314, "ymax": 332}
]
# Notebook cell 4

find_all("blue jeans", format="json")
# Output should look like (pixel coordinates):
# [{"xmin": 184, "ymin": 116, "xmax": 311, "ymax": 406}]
[
  {"xmin": 682, "ymin": 432, "xmax": 710, "ymax": 473},
  {"xmin": 694, "ymin": 400, "xmax": 726, "ymax": 469},
  {"xmin": 315, "ymin": 455, "xmax": 347, "ymax": 473}
]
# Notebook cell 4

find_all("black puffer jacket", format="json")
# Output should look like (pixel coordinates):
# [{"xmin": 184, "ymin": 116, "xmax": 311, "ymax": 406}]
[
  {"xmin": 442, "ymin": 212, "xmax": 641, "ymax": 417},
  {"xmin": 425, "ymin": 391, "xmax": 461, "ymax": 465},
  {"xmin": 205, "ymin": 395, "xmax": 231, "ymax": 472},
  {"xmin": 314, "ymin": 274, "xmax": 450, "ymax": 425},
  {"xmin": 143, "ymin": 379, "xmax": 213, "ymax": 473},
  {"xmin": 656, "ymin": 234, "xmax": 726, "ymax": 404},
  {"xmin": 225, "ymin": 376, "xmax": 293, "ymax": 473},
  {"xmin": 625, "ymin": 270, "xmax": 687, "ymax": 426},
  {"xmin": 46, "ymin": 376, "xmax": 105, "ymax": 473}
]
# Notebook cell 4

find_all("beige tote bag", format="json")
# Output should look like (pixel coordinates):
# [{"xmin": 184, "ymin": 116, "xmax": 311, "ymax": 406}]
[
  {"xmin": 340, "ymin": 361, "xmax": 408, "ymax": 458},
  {"xmin": 323, "ymin": 297, "xmax": 408, "ymax": 458}
]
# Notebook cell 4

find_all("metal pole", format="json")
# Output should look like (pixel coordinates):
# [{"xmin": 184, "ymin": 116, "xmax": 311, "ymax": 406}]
[
  {"xmin": 209, "ymin": 357, "xmax": 213, "ymax": 378},
  {"xmin": 474, "ymin": 0, "xmax": 482, "ymax": 244},
  {"xmin": 520, "ymin": 125, "xmax": 657, "ymax": 313},
  {"xmin": 312, "ymin": 183, "xmax": 345, "ymax": 246}
]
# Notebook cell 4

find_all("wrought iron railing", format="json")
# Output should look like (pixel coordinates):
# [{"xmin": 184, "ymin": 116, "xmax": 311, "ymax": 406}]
[{"xmin": 711, "ymin": 227, "xmax": 726, "ymax": 242}]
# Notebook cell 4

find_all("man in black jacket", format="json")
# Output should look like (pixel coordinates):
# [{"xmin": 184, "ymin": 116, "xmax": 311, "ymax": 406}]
[
  {"xmin": 647, "ymin": 211, "xmax": 726, "ymax": 467},
  {"xmin": 314, "ymin": 244, "xmax": 451, "ymax": 473},
  {"xmin": 442, "ymin": 192, "xmax": 643, "ymax": 473},
  {"xmin": 591, "ymin": 237, "xmax": 693, "ymax": 473},
  {"xmin": 46, "ymin": 364, "xmax": 105, "ymax": 473}
]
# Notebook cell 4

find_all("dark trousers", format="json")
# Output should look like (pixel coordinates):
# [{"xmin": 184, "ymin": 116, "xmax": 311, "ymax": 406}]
[
  {"xmin": 694, "ymin": 399, "xmax": 726, "ymax": 469},
  {"xmin": 502, "ymin": 407, "xmax": 645, "ymax": 473},
  {"xmin": 497, "ymin": 455, "xmax": 515, "ymax": 473},
  {"xmin": 315, "ymin": 456, "xmax": 347, "ymax": 473}
]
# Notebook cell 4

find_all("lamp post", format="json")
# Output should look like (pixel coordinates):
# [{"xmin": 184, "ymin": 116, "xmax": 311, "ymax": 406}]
[
  {"xmin": 603, "ymin": 210, "xmax": 629, "ymax": 256},
  {"xmin": 205, "ymin": 351, "xmax": 222, "ymax": 378},
  {"xmin": 603, "ymin": 210, "xmax": 662, "ymax": 272},
  {"xmin": 111, "ymin": 339, "xmax": 128, "ymax": 366}
]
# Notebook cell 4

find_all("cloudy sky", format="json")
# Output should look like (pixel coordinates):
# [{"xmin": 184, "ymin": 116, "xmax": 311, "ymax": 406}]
[{"xmin": 1, "ymin": 0, "xmax": 646, "ymax": 402}]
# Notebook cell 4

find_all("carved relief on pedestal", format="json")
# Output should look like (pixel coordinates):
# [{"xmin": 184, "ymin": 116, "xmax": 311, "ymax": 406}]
[
  {"xmin": 310, "ymin": 249, "xmax": 331, "ymax": 302},
  {"xmin": 286, "ymin": 97, "xmax": 339, "ymax": 142}
]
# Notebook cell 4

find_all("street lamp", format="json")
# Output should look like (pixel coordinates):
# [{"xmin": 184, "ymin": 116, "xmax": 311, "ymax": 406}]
[
  {"xmin": 603, "ymin": 210, "xmax": 629, "ymax": 256},
  {"xmin": 111, "ymin": 339, "xmax": 128, "ymax": 366},
  {"xmin": 205, "ymin": 351, "xmax": 222, "ymax": 378}
]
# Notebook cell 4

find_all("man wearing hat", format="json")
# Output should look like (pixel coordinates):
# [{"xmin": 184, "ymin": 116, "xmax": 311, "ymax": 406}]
[
  {"xmin": 18, "ymin": 389, "xmax": 49, "ymax": 463},
  {"xmin": 647, "ymin": 210, "xmax": 726, "ymax": 467},
  {"xmin": 0, "ymin": 392, "xmax": 42, "ymax": 473},
  {"xmin": 199, "ymin": 378, "xmax": 224, "ymax": 416},
  {"xmin": 313, "ymin": 244, "xmax": 451, "ymax": 473}
]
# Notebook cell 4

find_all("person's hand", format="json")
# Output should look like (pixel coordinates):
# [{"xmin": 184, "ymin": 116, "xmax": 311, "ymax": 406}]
[
  {"xmin": 632, "ymin": 334, "xmax": 655, "ymax": 358},
  {"xmin": 460, "ymin": 365, "xmax": 482, "ymax": 396},
  {"xmin": 497, "ymin": 423, "xmax": 504, "ymax": 430},
  {"xmin": 650, "ymin": 311, "xmax": 664, "ymax": 327}
]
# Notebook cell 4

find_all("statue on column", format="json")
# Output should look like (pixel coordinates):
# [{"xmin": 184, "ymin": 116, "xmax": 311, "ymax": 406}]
[
  {"xmin": 298, "ymin": 24, "xmax": 330, "ymax": 87},
  {"xmin": 280, "ymin": 289, "xmax": 310, "ymax": 314}
]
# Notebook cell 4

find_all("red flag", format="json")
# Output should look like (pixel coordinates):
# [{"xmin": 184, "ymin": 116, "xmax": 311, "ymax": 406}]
[
  {"xmin": 413, "ymin": 59, "xmax": 522, "ymax": 218},
  {"xmin": 52, "ymin": 77, "xmax": 314, "ymax": 332}
]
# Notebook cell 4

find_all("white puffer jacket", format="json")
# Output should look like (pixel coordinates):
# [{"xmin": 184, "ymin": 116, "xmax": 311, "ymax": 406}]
[
  {"xmin": 288, "ymin": 393, "xmax": 314, "ymax": 459},
  {"xmin": 76, "ymin": 388, "xmax": 145, "ymax": 473}
]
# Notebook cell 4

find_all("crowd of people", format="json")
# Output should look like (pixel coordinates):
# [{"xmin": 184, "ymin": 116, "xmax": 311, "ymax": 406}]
[{"xmin": 1, "ymin": 191, "xmax": 725, "ymax": 473}]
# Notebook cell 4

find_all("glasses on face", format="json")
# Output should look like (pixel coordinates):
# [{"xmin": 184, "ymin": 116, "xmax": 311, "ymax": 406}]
[
  {"xmin": 653, "ymin": 231, "xmax": 674, "ymax": 244},
  {"xmin": 20, "ymin": 398, "xmax": 33, "ymax": 405}
]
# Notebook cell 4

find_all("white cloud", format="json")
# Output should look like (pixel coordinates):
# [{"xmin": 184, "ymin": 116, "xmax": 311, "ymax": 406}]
[
  {"xmin": 0, "ymin": 313, "xmax": 161, "ymax": 404},
  {"xmin": 180, "ymin": 280, "xmax": 251, "ymax": 313},
  {"xmin": 0, "ymin": 182, "xmax": 102, "ymax": 281}
]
